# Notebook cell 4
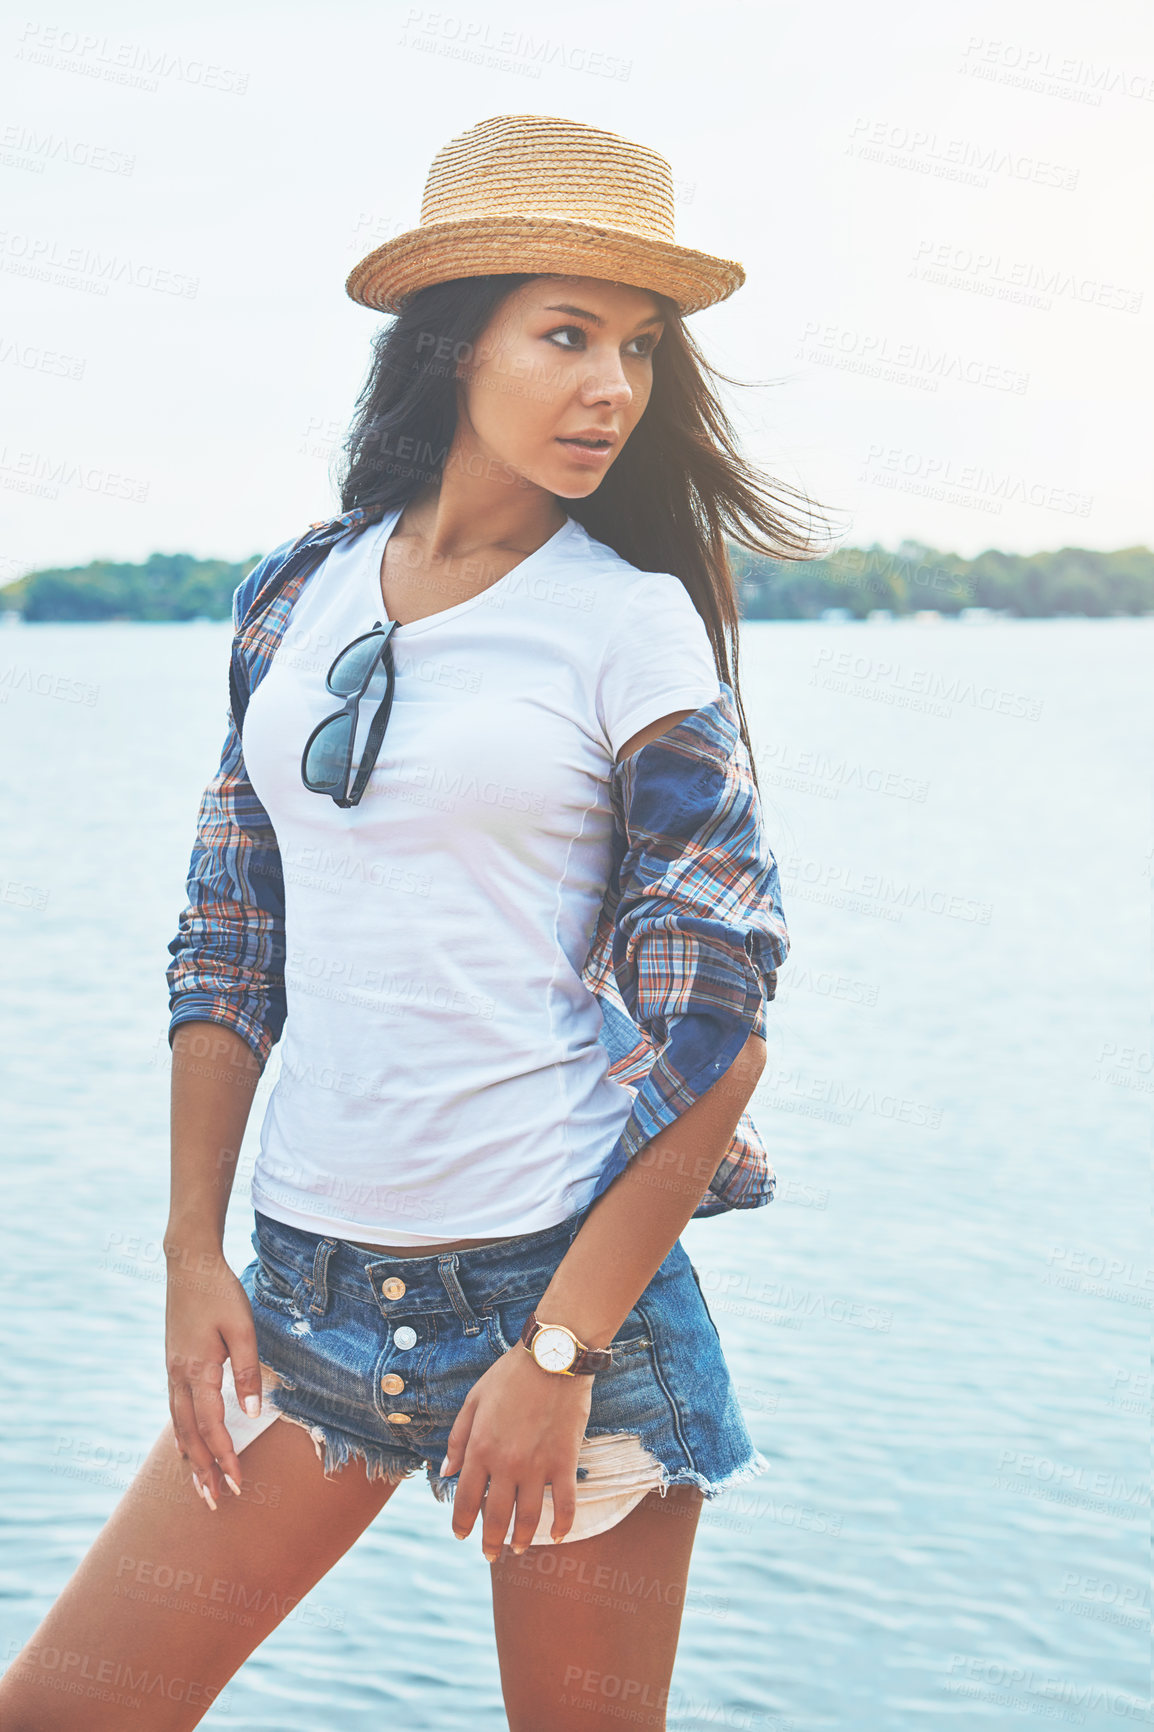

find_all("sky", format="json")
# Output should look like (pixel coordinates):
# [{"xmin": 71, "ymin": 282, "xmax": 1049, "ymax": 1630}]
[{"xmin": 1, "ymin": 0, "xmax": 1151, "ymax": 580}]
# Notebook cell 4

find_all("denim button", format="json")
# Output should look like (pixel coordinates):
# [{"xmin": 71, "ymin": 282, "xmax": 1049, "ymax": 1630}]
[
  {"xmin": 382, "ymin": 1277, "xmax": 406, "ymax": 1300},
  {"xmin": 393, "ymin": 1325, "xmax": 417, "ymax": 1350},
  {"xmin": 387, "ymin": 1412, "xmax": 411, "ymax": 1425},
  {"xmin": 381, "ymin": 1373, "xmax": 405, "ymax": 1394}
]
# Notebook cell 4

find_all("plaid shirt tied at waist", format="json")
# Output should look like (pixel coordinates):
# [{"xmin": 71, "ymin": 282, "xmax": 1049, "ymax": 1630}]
[{"xmin": 165, "ymin": 508, "xmax": 790, "ymax": 1218}]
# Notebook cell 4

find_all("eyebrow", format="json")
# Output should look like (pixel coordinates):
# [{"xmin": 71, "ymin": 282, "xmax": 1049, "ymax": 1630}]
[{"xmin": 542, "ymin": 302, "xmax": 666, "ymax": 331}]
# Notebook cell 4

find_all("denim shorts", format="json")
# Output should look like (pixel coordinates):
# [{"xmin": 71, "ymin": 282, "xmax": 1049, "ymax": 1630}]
[{"xmin": 228, "ymin": 1204, "xmax": 767, "ymax": 1546}]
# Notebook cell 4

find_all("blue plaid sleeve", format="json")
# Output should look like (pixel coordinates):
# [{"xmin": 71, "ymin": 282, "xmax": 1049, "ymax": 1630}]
[
  {"xmin": 165, "ymin": 683, "xmax": 287, "ymax": 1069},
  {"xmin": 585, "ymin": 683, "xmax": 788, "ymax": 1211}
]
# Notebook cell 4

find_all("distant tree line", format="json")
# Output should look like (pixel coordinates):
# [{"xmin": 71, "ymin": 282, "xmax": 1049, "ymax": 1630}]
[
  {"xmin": 1, "ymin": 542, "xmax": 1151, "ymax": 623},
  {"xmin": 0, "ymin": 552, "xmax": 254, "ymax": 622},
  {"xmin": 735, "ymin": 542, "xmax": 1154, "ymax": 619}
]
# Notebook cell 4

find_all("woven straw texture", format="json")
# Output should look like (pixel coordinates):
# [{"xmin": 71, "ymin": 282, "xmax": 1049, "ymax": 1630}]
[{"xmin": 345, "ymin": 114, "xmax": 744, "ymax": 317}]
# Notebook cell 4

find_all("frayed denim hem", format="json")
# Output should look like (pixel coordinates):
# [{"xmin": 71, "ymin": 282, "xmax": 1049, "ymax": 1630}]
[
  {"xmin": 428, "ymin": 1465, "xmax": 458, "ymax": 1506},
  {"xmin": 271, "ymin": 1405, "xmax": 420, "ymax": 1489},
  {"xmin": 579, "ymin": 1434, "xmax": 770, "ymax": 1504},
  {"xmin": 645, "ymin": 1444, "xmax": 771, "ymax": 1502}
]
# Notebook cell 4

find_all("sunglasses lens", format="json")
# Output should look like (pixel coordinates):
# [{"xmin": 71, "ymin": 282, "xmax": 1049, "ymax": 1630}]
[
  {"xmin": 303, "ymin": 712, "xmax": 352, "ymax": 788},
  {"xmin": 328, "ymin": 634, "xmax": 384, "ymax": 696}
]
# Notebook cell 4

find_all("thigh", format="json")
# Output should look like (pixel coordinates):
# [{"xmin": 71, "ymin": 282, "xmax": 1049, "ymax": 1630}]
[
  {"xmin": 491, "ymin": 1482, "xmax": 704, "ymax": 1732},
  {"xmin": 0, "ymin": 1413, "xmax": 401, "ymax": 1732}
]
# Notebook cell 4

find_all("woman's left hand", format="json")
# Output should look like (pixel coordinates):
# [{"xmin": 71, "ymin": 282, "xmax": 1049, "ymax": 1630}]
[{"xmin": 441, "ymin": 1341, "xmax": 594, "ymax": 1559}]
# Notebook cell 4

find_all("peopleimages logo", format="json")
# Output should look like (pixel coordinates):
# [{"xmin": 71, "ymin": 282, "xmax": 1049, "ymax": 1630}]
[
  {"xmin": 0, "ymin": 446, "xmax": 148, "ymax": 503},
  {"xmin": 846, "ymin": 116, "xmax": 1080, "ymax": 190},
  {"xmin": 0, "ymin": 334, "xmax": 86, "ymax": 379},
  {"xmin": 15, "ymin": 23, "xmax": 250, "ymax": 95},
  {"xmin": 958, "ymin": 36, "xmax": 1154, "ymax": 105},
  {"xmin": 760, "ymin": 740, "xmax": 929, "ymax": 803},
  {"xmin": 396, "ymin": 11, "xmax": 633, "ymax": 81},
  {"xmin": 859, "ymin": 443, "xmax": 1093, "ymax": 518},
  {"xmin": 911, "ymin": 238, "xmax": 1143, "ymax": 314},
  {"xmin": 0, "ymin": 229, "xmax": 198, "ymax": 298},
  {"xmin": 795, "ymin": 320, "xmax": 1029, "ymax": 395},
  {"xmin": 811, "ymin": 646, "xmax": 1044, "ymax": 721},
  {"xmin": 779, "ymin": 852, "xmax": 993, "ymax": 926},
  {"xmin": 0, "ymin": 123, "xmax": 135, "ymax": 175}
]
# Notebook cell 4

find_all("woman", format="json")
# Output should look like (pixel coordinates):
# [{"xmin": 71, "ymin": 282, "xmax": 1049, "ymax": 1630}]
[{"xmin": 1, "ymin": 115, "xmax": 823, "ymax": 1731}]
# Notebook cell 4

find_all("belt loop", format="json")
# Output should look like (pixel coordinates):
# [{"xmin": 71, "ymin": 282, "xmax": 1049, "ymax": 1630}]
[
  {"xmin": 438, "ymin": 1252, "xmax": 482, "ymax": 1335},
  {"xmin": 306, "ymin": 1237, "xmax": 338, "ymax": 1316}
]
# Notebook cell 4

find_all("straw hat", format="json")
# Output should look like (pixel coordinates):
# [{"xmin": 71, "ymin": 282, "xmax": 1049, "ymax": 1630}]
[{"xmin": 345, "ymin": 114, "xmax": 745, "ymax": 318}]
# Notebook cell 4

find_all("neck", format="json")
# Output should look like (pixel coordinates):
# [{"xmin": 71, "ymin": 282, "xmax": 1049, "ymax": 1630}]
[{"xmin": 402, "ymin": 459, "xmax": 567, "ymax": 566}]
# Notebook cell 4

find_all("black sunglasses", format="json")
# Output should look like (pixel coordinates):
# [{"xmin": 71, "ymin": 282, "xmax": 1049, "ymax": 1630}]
[{"xmin": 300, "ymin": 619, "xmax": 398, "ymax": 808}]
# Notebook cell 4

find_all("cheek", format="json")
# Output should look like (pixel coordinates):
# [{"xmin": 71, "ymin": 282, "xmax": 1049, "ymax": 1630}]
[
  {"xmin": 627, "ymin": 371, "xmax": 654, "ymax": 425},
  {"xmin": 469, "ymin": 360, "xmax": 562, "ymax": 448}
]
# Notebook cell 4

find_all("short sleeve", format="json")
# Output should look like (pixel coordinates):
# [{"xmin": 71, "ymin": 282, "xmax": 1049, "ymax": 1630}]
[{"xmin": 596, "ymin": 574, "xmax": 721, "ymax": 759}]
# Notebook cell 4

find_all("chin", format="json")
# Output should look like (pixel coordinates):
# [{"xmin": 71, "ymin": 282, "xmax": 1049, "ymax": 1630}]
[
  {"xmin": 503, "ymin": 453, "xmax": 614, "ymax": 501},
  {"xmin": 545, "ymin": 469, "xmax": 610, "ymax": 501}
]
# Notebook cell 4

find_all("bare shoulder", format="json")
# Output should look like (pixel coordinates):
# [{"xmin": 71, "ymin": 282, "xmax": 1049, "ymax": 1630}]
[{"xmin": 615, "ymin": 707, "xmax": 698, "ymax": 765}]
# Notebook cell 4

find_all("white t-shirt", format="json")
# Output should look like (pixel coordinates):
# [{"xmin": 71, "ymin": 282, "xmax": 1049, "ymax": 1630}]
[{"xmin": 241, "ymin": 506, "xmax": 721, "ymax": 1243}]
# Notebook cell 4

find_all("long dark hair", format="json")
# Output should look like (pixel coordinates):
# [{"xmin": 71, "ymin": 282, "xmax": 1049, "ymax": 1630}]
[{"xmin": 334, "ymin": 273, "xmax": 834, "ymax": 783}]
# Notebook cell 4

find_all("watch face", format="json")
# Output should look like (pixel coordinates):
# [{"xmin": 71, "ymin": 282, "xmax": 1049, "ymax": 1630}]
[{"xmin": 532, "ymin": 1326, "xmax": 578, "ymax": 1372}]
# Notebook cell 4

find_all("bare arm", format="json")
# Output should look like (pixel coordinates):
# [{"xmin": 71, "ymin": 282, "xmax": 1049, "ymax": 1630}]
[
  {"xmin": 164, "ymin": 1020, "xmax": 268, "ymax": 1509},
  {"xmin": 167, "ymin": 1019, "xmax": 262, "ymax": 1253},
  {"xmin": 535, "ymin": 1027, "xmax": 766, "ymax": 1347}
]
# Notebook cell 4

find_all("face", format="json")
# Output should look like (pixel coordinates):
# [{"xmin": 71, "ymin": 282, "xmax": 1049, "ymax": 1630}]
[{"xmin": 453, "ymin": 275, "xmax": 666, "ymax": 500}]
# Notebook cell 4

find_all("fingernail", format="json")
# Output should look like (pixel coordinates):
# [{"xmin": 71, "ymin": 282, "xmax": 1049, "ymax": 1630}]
[
  {"xmin": 511, "ymin": 1545, "xmax": 526, "ymax": 1555},
  {"xmin": 224, "ymin": 1474, "xmax": 242, "ymax": 1497},
  {"xmin": 201, "ymin": 1483, "xmax": 218, "ymax": 1511},
  {"xmin": 483, "ymin": 1551, "xmax": 498, "ymax": 1563},
  {"xmin": 243, "ymin": 1395, "xmax": 261, "ymax": 1417},
  {"xmin": 192, "ymin": 1471, "xmax": 202, "ymax": 1496},
  {"xmin": 438, "ymin": 1456, "xmax": 451, "ymax": 1477},
  {"xmin": 453, "ymin": 1530, "xmax": 466, "ymax": 1541}
]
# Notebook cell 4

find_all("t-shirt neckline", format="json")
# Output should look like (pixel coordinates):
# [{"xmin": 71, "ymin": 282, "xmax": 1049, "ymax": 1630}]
[{"xmin": 365, "ymin": 505, "xmax": 575, "ymax": 636}]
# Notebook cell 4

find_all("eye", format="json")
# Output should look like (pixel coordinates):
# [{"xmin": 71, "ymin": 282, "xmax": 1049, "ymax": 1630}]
[{"xmin": 544, "ymin": 325, "xmax": 660, "ymax": 358}]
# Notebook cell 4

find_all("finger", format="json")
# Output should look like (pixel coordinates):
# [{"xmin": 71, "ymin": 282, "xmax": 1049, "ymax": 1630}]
[
  {"xmin": 197, "ymin": 1387, "xmax": 244, "ymax": 1502},
  {"xmin": 170, "ymin": 1380, "xmax": 216, "ymax": 1501},
  {"xmin": 509, "ymin": 1478, "xmax": 546, "ymax": 1555},
  {"xmin": 440, "ymin": 1394, "xmax": 476, "ymax": 1482},
  {"xmin": 451, "ymin": 1456, "xmax": 490, "ymax": 1542},
  {"xmin": 229, "ymin": 1330, "xmax": 264, "ymax": 1424},
  {"xmin": 173, "ymin": 1357, "xmax": 225, "ymax": 1510},
  {"xmin": 550, "ymin": 1459, "xmax": 579, "ymax": 1544},
  {"xmin": 169, "ymin": 1406, "xmax": 187, "ymax": 1457},
  {"xmin": 220, "ymin": 1335, "xmax": 265, "ymax": 1495},
  {"xmin": 169, "ymin": 1367, "xmax": 210, "ymax": 1471},
  {"xmin": 480, "ymin": 1473, "xmax": 518, "ymax": 1564},
  {"xmin": 187, "ymin": 1358, "xmax": 228, "ymax": 1507}
]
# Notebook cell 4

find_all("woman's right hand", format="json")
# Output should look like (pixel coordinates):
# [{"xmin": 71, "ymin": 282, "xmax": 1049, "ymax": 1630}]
[{"xmin": 165, "ymin": 1243, "xmax": 264, "ymax": 1510}]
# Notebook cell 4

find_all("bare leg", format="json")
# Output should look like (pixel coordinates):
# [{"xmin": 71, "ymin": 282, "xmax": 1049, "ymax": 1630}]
[
  {"xmin": 0, "ymin": 1415, "xmax": 403, "ymax": 1731},
  {"xmin": 491, "ymin": 1483, "xmax": 704, "ymax": 1731}
]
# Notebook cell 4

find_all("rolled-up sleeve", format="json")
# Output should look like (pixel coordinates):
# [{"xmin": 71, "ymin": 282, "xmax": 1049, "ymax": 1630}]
[
  {"xmin": 165, "ymin": 698, "xmax": 287, "ymax": 1070},
  {"xmin": 587, "ymin": 691, "xmax": 788, "ymax": 1204}
]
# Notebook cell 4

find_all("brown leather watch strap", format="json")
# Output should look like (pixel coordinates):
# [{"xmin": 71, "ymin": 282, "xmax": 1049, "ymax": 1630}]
[{"xmin": 519, "ymin": 1309, "xmax": 614, "ymax": 1375}]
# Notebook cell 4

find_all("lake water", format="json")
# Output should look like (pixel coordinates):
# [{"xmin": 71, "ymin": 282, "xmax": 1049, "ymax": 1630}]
[{"xmin": 1, "ymin": 616, "xmax": 1148, "ymax": 1730}]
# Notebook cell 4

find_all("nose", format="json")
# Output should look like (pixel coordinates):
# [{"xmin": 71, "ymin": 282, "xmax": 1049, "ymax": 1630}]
[{"xmin": 580, "ymin": 350, "xmax": 633, "ymax": 408}]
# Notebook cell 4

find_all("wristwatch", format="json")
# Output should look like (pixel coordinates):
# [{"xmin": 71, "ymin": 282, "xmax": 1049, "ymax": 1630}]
[{"xmin": 519, "ymin": 1310, "xmax": 614, "ymax": 1376}]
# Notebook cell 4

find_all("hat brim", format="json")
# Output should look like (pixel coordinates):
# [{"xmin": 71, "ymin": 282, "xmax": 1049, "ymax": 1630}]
[{"xmin": 344, "ymin": 215, "xmax": 745, "ymax": 318}]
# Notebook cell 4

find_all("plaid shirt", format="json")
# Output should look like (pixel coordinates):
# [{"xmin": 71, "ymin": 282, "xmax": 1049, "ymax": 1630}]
[{"xmin": 166, "ymin": 508, "xmax": 789, "ymax": 1218}]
